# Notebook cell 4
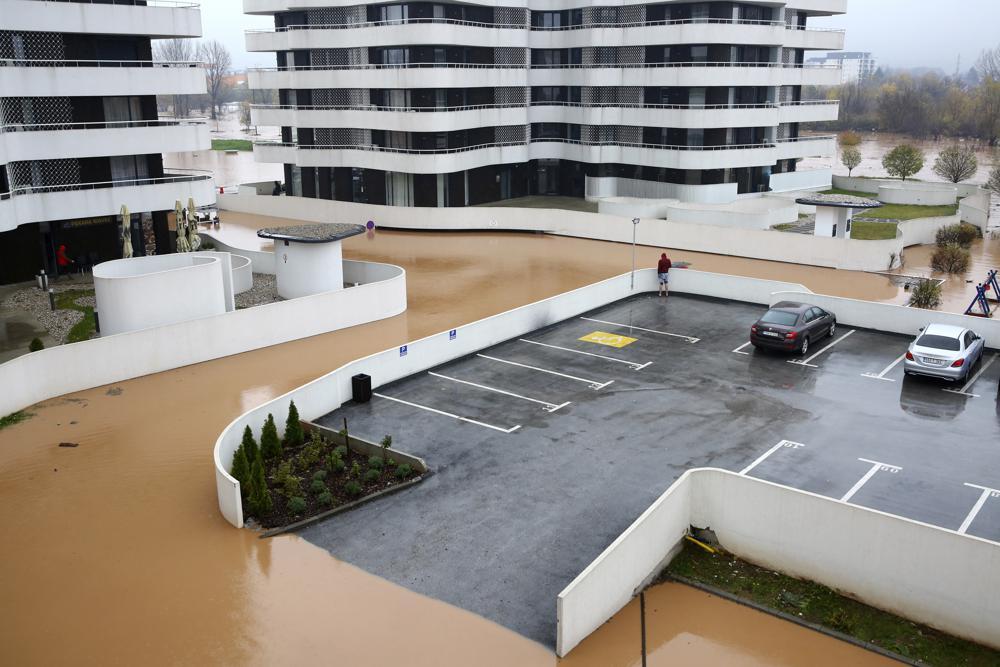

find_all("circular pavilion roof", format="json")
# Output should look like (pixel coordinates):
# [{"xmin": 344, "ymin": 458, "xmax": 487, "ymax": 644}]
[
  {"xmin": 257, "ymin": 223, "xmax": 366, "ymax": 243},
  {"xmin": 794, "ymin": 194, "xmax": 882, "ymax": 209}
]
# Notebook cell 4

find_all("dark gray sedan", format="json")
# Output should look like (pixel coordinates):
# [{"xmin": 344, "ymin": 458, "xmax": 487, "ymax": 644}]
[{"xmin": 750, "ymin": 302, "xmax": 837, "ymax": 355}]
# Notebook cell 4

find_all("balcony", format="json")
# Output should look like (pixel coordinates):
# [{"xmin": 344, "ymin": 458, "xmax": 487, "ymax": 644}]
[
  {"xmin": 246, "ymin": 20, "xmax": 527, "ymax": 52},
  {"xmin": 528, "ymin": 19, "xmax": 787, "ymax": 49},
  {"xmin": 1, "ymin": 172, "xmax": 216, "ymax": 233},
  {"xmin": 784, "ymin": 0, "xmax": 848, "ymax": 15},
  {"xmin": 529, "ymin": 103, "xmax": 779, "ymax": 129},
  {"xmin": 251, "ymin": 104, "xmax": 527, "ymax": 133},
  {"xmin": 0, "ymin": 59, "xmax": 206, "ymax": 98},
  {"xmin": 778, "ymin": 100, "xmax": 840, "ymax": 124},
  {"xmin": 249, "ymin": 64, "xmax": 527, "ymax": 91},
  {"xmin": 0, "ymin": 119, "xmax": 210, "ymax": 163},
  {"xmin": 0, "ymin": 0, "xmax": 202, "ymax": 38},
  {"xmin": 782, "ymin": 26, "xmax": 846, "ymax": 51},
  {"xmin": 526, "ymin": 62, "xmax": 842, "ymax": 88},
  {"xmin": 774, "ymin": 136, "xmax": 836, "ymax": 160}
]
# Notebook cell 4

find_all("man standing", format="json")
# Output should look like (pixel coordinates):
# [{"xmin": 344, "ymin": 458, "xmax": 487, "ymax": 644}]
[{"xmin": 657, "ymin": 252, "xmax": 672, "ymax": 297}]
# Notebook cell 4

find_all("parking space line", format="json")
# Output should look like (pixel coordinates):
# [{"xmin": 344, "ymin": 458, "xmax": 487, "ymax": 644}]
[
  {"xmin": 373, "ymin": 392, "xmax": 521, "ymax": 433},
  {"xmin": 518, "ymin": 339, "xmax": 652, "ymax": 370},
  {"xmin": 740, "ymin": 439, "xmax": 805, "ymax": 475},
  {"xmin": 958, "ymin": 483, "xmax": 1000, "ymax": 534},
  {"xmin": 861, "ymin": 353, "xmax": 906, "ymax": 382},
  {"xmin": 732, "ymin": 341, "xmax": 752, "ymax": 356},
  {"xmin": 428, "ymin": 372, "xmax": 570, "ymax": 413},
  {"xmin": 942, "ymin": 353, "xmax": 998, "ymax": 398},
  {"xmin": 580, "ymin": 317, "xmax": 700, "ymax": 344},
  {"xmin": 476, "ymin": 354, "xmax": 614, "ymax": 390},
  {"xmin": 788, "ymin": 329, "xmax": 856, "ymax": 368},
  {"xmin": 841, "ymin": 457, "xmax": 901, "ymax": 503}
]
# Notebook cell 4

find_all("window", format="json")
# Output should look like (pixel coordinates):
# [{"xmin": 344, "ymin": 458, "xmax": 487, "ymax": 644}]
[
  {"xmin": 915, "ymin": 334, "xmax": 961, "ymax": 351},
  {"xmin": 760, "ymin": 310, "xmax": 799, "ymax": 326}
]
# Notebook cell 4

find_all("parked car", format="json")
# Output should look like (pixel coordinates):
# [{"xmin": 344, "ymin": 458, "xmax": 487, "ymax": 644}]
[
  {"xmin": 903, "ymin": 324, "xmax": 984, "ymax": 382},
  {"xmin": 750, "ymin": 302, "xmax": 837, "ymax": 355}
]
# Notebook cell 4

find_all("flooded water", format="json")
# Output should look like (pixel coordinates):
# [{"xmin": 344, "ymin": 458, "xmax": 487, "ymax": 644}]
[
  {"xmin": 895, "ymin": 236, "xmax": 1000, "ymax": 313},
  {"xmin": 0, "ymin": 223, "xmax": 907, "ymax": 665},
  {"xmin": 164, "ymin": 149, "xmax": 282, "ymax": 191}
]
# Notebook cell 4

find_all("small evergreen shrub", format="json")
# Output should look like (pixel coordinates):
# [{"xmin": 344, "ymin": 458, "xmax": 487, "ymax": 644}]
[
  {"xmin": 350, "ymin": 461, "xmax": 361, "ymax": 478},
  {"xmin": 310, "ymin": 479, "xmax": 328, "ymax": 494},
  {"xmin": 312, "ymin": 470, "xmax": 328, "ymax": 481},
  {"xmin": 230, "ymin": 446, "xmax": 251, "ymax": 492},
  {"xmin": 299, "ymin": 435, "xmax": 325, "ymax": 468},
  {"xmin": 287, "ymin": 496, "xmax": 307, "ymax": 514},
  {"xmin": 28, "ymin": 338, "xmax": 45, "ymax": 352},
  {"xmin": 283, "ymin": 474, "xmax": 302, "ymax": 497},
  {"xmin": 334, "ymin": 445, "xmax": 348, "ymax": 459},
  {"xmin": 241, "ymin": 425, "xmax": 259, "ymax": 463},
  {"xmin": 930, "ymin": 245, "xmax": 971, "ymax": 274},
  {"xmin": 317, "ymin": 491, "xmax": 334, "ymax": 507},
  {"xmin": 380, "ymin": 435, "xmax": 392, "ymax": 460},
  {"xmin": 395, "ymin": 464, "xmax": 413, "ymax": 479},
  {"xmin": 329, "ymin": 455, "xmax": 346, "ymax": 473},
  {"xmin": 364, "ymin": 469, "xmax": 380, "ymax": 483},
  {"xmin": 260, "ymin": 413, "xmax": 281, "ymax": 460},
  {"xmin": 248, "ymin": 458, "xmax": 272, "ymax": 516},
  {"xmin": 345, "ymin": 481, "xmax": 363, "ymax": 497},
  {"xmin": 368, "ymin": 456, "xmax": 384, "ymax": 470},
  {"xmin": 284, "ymin": 400, "xmax": 305, "ymax": 448}
]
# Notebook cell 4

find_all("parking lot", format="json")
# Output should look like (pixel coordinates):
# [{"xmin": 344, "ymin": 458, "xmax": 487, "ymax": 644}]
[{"xmin": 303, "ymin": 294, "xmax": 1000, "ymax": 647}]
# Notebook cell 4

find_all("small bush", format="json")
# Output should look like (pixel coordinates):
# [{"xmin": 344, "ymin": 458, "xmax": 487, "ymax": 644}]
[
  {"xmin": 284, "ymin": 400, "xmax": 304, "ymax": 448},
  {"xmin": 248, "ymin": 459, "xmax": 272, "ymax": 516},
  {"xmin": 364, "ymin": 469, "xmax": 380, "ymax": 483},
  {"xmin": 28, "ymin": 337, "xmax": 45, "ymax": 352},
  {"xmin": 329, "ymin": 455, "xmax": 346, "ymax": 473},
  {"xmin": 380, "ymin": 434, "xmax": 393, "ymax": 460},
  {"xmin": 260, "ymin": 413, "xmax": 281, "ymax": 460},
  {"xmin": 230, "ymin": 446, "xmax": 251, "ymax": 492},
  {"xmin": 287, "ymin": 496, "xmax": 307, "ymax": 514},
  {"xmin": 368, "ymin": 456, "xmax": 384, "ymax": 470},
  {"xmin": 908, "ymin": 280, "xmax": 942, "ymax": 310},
  {"xmin": 935, "ymin": 223, "xmax": 979, "ymax": 249},
  {"xmin": 930, "ymin": 245, "xmax": 971, "ymax": 274},
  {"xmin": 310, "ymin": 477, "xmax": 326, "ymax": 492},
  {"xmin": 312, "ymin": 469, "xmax": 328, "ymax": 481},
  {"xmin": 240, "ymin": 426, "xmax": 259, "ymax": 465},
  {"xmin": 345, "ymin": 481, "xmax": 363, "ymax": 497},
  {"xmin": 298, "ymin": 432, "xmax": 325, "ymax": 468},
  {"xmin": 838, "ymin": 130, "xmax": 861, "ymax": 146},
  {"xmin": 350, "ymin": 461, "xmax": 361, "ymax": 478},
  {"xmin": 395, "ymin": 464, "xmax": 413, "ymax": 479},
  {"xmin": 317, "ymin": 490, "xmax": 334, "ymax": 507},
  {"xmin": 334, "ymin": 445, "xmax": 348, "ymax": 459}
]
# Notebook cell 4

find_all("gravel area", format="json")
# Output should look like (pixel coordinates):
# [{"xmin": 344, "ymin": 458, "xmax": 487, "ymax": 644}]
[
  {"xmin": 1, "ymin": 281, "xmax": 94, "ymax": 345},
  {"xmin": 235, "ymin": 273, "xmax": 282, "ymax": 309}
]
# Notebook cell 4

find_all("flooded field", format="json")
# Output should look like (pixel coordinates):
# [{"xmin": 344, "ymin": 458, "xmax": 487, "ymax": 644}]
[{"xmin": 0, "ymin": 223, "xmax": 923, "ymax": 665}]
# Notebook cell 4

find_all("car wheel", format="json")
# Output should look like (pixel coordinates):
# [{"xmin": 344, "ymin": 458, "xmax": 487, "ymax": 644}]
[
  {"xmin": 799, "ymin": 337, "xmax": 810, "ymax": 356},
  {"xmin": 829, "ymin": 322, "xmax": 836, "ymax": 338}
]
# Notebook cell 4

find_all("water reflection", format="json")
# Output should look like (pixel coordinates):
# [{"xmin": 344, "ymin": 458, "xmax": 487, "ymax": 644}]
[{"xmin": 899, "ymin": 375, "xmax": 968, "ymax": 421}]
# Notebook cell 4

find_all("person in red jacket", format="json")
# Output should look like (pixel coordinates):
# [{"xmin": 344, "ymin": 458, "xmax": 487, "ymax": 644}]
[
  {"xmin": 657, "ymin": 252, "xmax": 672, "ymax": 297},
  {"xmin": 56, "ymin": 244, "xmax": 73, "ymax": 277}
]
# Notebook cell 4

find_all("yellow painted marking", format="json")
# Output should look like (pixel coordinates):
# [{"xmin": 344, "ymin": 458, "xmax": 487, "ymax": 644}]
[{"xmin": 579, "ymin": 331, "xmax": 637, "ymax": 348}]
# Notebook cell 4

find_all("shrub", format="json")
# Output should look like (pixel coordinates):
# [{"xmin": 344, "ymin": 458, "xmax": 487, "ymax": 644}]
[
  {"xmin": 334, "ymin": 445, "xmax": 348, "ymax": 459},
  {"xmin": 312, "ymin": 469, "xmax": 328, "ymax": 481},
  {"xmin": 248, "ymin": 458, "xmax": 272, "ymax": 516},
  {"xmin": 935, "ymin": 223, "xmax": 979, "ymax": 249},
  {"xmin": 240, "ymin": 425, "xmax": 259, "ymax": 464},
  {"xmin": 317, "ymin": 490, "xmax": 334, "ymax": 507},
  {"xmin": 298, "ymin": 432, "xmax": 325, "ymax": 468},
  {"xmin": 287, "ymin": 496, "xmax": 307, "ymax": 514},
  {"xmin": 329, "ymin": 455, "xmax": 346, "ymax": 473},
  {"xmin": 350, "ymin": 461, "xmax": 361, "ymax": 478},
  {"xmin": 380, "ymin": 434, "xmax": 392, "ymax": 461},
  {"xmin": 989, "ymin": 165, "xmax": 1000, "ymax": 196},
  {"xmin": 283, "ymin": 474, "xmax": 302, "ymax": 497},
  {"xmin": 838, "ymin": 130, "xmax": 861, "ymax": 146},
  {"xmin": 230, "ymin": 445, "xmax": 251, "ymax": 492},
  {"xmin": 840, "ymin": 146, "xmax": 862, "ymax": 177},
  {"xmin": 368, "ymin": 456, "xmax": 384, "ymax": 470},
  {"xmin": 310, "ymin": 479, "xmax": 328, "ymax": 494},
  {"xmin": 882, "ymin": 144, "xmax": 925, "ymax": 181},
  {"xmin": 932, "ymin": 145, "xmax": 977, "ymax": 183},
  {"xmin": 284, "ymin": 400, "xmax": 304, "ymax": 448},
  {"xmin": 364, "ymin": 469, "xmax": 380, "ymax": 483},
  {"xmin": 28, "ymin": 338, "xmax": 44, "ymax": 352},
  {"xmin": 908, "ymin": 280, "xmax": 942, "ymax": 310},
  {"xmin": 345, "ymin": 481, "xmax": 363, "ymax": 497},
  {"xmin": 395, "ymin": 464, "xmax": 413, "ymax": 479},
  {"xmin": 260, "ymin": 413, "xmax": 281, "ymax": 460},
  {"xmin": 930, "ymin": 245, "xmax": 971, "ymax": 274}
]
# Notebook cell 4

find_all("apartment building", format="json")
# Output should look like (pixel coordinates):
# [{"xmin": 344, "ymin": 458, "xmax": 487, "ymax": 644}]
[
  {"xmin": 806, "ymin": 51, "xmax": 876, "ymax": 84},
  {"xmin": 0, "ymin": 0, "xmax": 214, "ymax": 284},
  {"xmin": 245, "ymin": 0, "xmax": 845, "ymax": 207}
]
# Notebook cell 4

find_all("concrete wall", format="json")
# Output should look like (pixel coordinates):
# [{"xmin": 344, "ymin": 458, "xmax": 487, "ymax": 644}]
[
  {"xmin": 832, "ymin": 175, "xmax": 983, "ymax": 199},
  {"xmin": 0, "ymin": 260, "xmax": 406, "ymax": 418},
  {"xmin": 585, "ymin": 176, "xmax": 737, "ymax": 205},
  {"xmin": 557, "ymin": 469, "xmax": 1000, "ymax": 656},
  {"xmin": 664, "ymin": 198, "xmax": 800, "ymax": 230},
  {"xmin": 597, "ymin": 197, "xmax": 677, "ymax": 219},
  {"xmin": 878, "ymin": 184, "xmax": 957, "ymax": 206},
  {"xmin": 768, "ymin": 167, "xmax": 833, "ymax": 193},
  {"xmin": 960, "ymin": 190, "xmax": 991, "ymax": 228}
]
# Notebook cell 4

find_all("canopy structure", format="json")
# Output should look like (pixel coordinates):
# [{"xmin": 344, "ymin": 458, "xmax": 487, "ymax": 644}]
[
  {"xmin": 795, "ymin": 194, "xmax": 882, "ymax": 239},
  {"xmin": 257, "ymin": 223, "xmax": 366, "ymax": 299}
]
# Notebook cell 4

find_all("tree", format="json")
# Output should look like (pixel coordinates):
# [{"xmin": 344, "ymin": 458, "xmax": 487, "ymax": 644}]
[
  {"xmin": 988, "ymin": 165, "xmax": 1000, "ymax": 196},
  {"xmin": 239, "ymin": 100, "xmax": 253, "ymax": 132},
  {"xmin": 933, "ymin": 145, "xmax": 978, "ymax": 183},
  {"xmin": 230, "ymin": 445, "xmax": 250, "ymax": 493},
  {"xmin": 153, "ymin": 39, "xmax": 194, "ymax": 118},
  {"xmin": 882, "ymin": 144, "xmax": 925, "ymax": 181},
  {"xmin": 976, "ymin": 45, "xmax": 1000, "ymax": 82},
  {"xmin": 247, "ymin": 457, "xmax": 272, "ymax": 516},
  {"xmin": 841, "ymin": 146, "xmax": 862, "ymax": 177},
  {"xmin": 198, "ymin": 40, "xmax": 232, "ymax": 120},
  {"xmin": 260, "ymin": 413, "xmax": 281, "ymax": 460},
  {"xmin": 284, "ymin": 401, "xmax": 304, "ymax": 449},
  {"xmin": 240, "ymin": 425, "xmax": 258, "ymax": 463}
]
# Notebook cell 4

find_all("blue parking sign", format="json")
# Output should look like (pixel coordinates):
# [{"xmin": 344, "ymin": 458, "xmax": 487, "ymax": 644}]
[
  {"xmin": 449, "ymin": 329, "xmax": 457, "ymax": 341},
  {"xmin": 399, "ymin": 345, "xmax": 408, "ymax": 357}
]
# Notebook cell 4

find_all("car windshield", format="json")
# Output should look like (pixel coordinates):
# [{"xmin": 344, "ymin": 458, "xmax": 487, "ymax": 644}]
[
  {"xmin": 760, "ymin": 310, "xmax": 799, "ymax": 326},
  {"xmin": 916, "ymin": 334, "xmax": 961, "ymax": 351}
]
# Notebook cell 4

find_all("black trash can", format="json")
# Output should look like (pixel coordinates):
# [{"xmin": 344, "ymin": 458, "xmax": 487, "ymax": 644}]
[{"xmin": 352, "ymin": 373, "xmax": 372, "ymax": 403}]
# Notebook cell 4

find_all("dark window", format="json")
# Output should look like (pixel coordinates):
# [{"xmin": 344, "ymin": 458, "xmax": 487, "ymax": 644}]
[
  {"xmin": 916, "ymin": 334, "xmax": 961, "ymax": 351},
  {"xmin": 760, "ymin": 310, "xmax": 799, "ymax": 326}
]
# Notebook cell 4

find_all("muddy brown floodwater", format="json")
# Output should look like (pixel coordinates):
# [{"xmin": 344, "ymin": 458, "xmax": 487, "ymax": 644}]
[{"xmin": 0, "ymin": 217, "xmax": 903, "ymax": 665}]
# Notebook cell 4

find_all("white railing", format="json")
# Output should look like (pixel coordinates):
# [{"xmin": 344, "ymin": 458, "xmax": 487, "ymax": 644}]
[
  {"xmin": 259, "ymin": 139, "xmax": 775, "ymax": 155},
  {"xmin": 252, "ymin": 61, "xmax": 841, "ymax": 72},
  {"xmin": 253, "ymin": 101, "xmax": 779, "ymax": 112},
  {"xmin": 0, "ymin": 58, "xmax": 202, "ymax": 68},
  {"xmin": 22, "ymin": 0, "xmax": 199, "ymax": 6},
  {"xmin": 7, "ymin": 173, "xmax": 211, "ymax": 197},
  {"xmin": 0, "ymin": 118, "xmax": 206, "ymax": 133}
]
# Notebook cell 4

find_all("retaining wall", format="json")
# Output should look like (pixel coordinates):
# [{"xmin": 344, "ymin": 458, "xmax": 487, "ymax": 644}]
[
  {"xmin": 557, "ymin": 469, "xmax": 1000, "ymax": 656},
  {"xmin": 832, "ymin": 175, "xmax": 983, "ymax": 199}
]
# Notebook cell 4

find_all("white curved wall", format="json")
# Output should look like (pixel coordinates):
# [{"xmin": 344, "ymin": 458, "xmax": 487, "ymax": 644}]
[
  {"xmin": 878, "ymin": 184, "xmax": 958, "ymax": 206},
  {"xmin": 273, "ymin": 240, "xmax": 345, "ymax": 299},
  {"xmin": 598, "ymin": 197, "xmax": 678, "ymax": 219},
  {"xmin": 0, "ymin": 0, "xmax": 202, "ymax": 38}
]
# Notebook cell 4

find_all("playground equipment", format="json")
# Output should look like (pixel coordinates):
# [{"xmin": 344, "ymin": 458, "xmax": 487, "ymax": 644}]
[{"xmin": 964, "ymin": 269, "xmax": 1000, "ymax": 318}]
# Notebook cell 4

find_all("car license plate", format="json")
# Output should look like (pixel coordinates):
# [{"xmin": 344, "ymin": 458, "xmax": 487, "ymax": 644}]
[
  {"xmin": 762, "ymin": 331, "xmax": 782, "ymax": 338},
  {"xmin": 922, "ymin": 357, "xmax": 943, "ymax": 366}
]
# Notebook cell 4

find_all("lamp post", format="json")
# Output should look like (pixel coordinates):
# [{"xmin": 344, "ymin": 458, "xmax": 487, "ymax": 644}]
[{"xmin": 630, "ymin": 217, "xmax": 640, "ymax": 290}]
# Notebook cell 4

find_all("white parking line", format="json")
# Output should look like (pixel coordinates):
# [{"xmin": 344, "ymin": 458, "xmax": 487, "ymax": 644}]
[
  {"xmin": 580, "ymin": 317, "xmax": 700, "ymax": 343},
  {"xmin": 518, "ymin": 339, "xmax": 652, "ymax": 370},
  {"xmin": 788, "ymin": 329, "xmax": 856, "ymax": 368},
  {"xmin": 841, "ymin": 457, "xmax": 901, "ymax": 503},
  {"xmin": 428, "ymin": 372, "xmax": 570, "ymax": 413},
  {"xmin": 861, "ymin": 353, "xmax": 906, "ymax": 382},
  {"xmin": 958, "ymin": 483, "xmax": 1000, "ymax": 534},
  {"xmin": 740, "ymin": 440, "xmax": 805, "ymax": 475},
  {"xmin": 732, "ymin": 341, "xmax": 752, "ymax": 356},
  {"xmin": 476, "ymin": 354, "xmax": 614, "ymax": 390},
  {"xmin": 373, "ymin": 392, "xmax": 521, "ymax": 433},
  {"xmin": 943, "ymin": 353, "xmax": 998, "ymax": 398}
]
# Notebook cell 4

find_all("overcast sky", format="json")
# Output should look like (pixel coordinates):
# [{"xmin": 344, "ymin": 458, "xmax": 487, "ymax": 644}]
[{"xmin": 202, "ymin": 0, "xmax": 1000, "ymax": 73}]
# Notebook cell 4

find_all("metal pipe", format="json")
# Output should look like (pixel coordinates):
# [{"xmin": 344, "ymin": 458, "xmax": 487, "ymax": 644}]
[{"xmin": 630, "ymin": 217, "xmax": 640, "ymax": 290}]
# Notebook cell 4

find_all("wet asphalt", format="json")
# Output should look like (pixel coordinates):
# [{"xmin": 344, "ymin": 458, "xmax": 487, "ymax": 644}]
[{"xmin": 306, "ymin": 294, "xmax": 1000, "ymax": 647}]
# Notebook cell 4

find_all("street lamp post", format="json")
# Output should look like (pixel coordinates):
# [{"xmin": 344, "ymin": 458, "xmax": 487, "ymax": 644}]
[{"xmin": 630, "ymin": 217, "xmax": 640, "ymax": 290}]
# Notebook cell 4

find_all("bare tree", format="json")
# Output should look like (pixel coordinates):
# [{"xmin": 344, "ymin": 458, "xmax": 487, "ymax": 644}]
[
  {"xmin": 240, "ymin": 100, "xmax": 253, "ymax": 132},
  {"xmin": 198, "ymin": 40, "xmax": 232, "ymax": 120},
  {"xmin": 988, "ymin": 165, "xmax": 1000, "ymax": 196},
  {"xmin": 932, "ymin": 145, "xmax": 978, "ymax": 183},
  {"xmin": 841, "ymin": 146, "xmax": 862, "ymax": 177},
  {"xmin": 977, "ymin": 45, "xmax": 1000, "ymax": 82},
  {"xmin": 153, "ymin": 39, "xmax": 194, "ymax": 118}
]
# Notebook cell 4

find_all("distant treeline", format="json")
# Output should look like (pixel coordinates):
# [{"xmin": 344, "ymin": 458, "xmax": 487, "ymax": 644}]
[{"xmin": 807, "ymin": 46, "xmax": 1000, "ymax": 145}]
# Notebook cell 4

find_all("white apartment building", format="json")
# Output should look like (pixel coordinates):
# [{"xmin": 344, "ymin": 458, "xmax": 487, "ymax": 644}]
[
  {"xmin": 244, "ymin": 0, "xmax": 845, "ymax": 208},
  {"xmin": 0, "ymin": 0, "xmax": 215, "ymax": 284},
  {"xmin": 807, "ymin": 51, "xmax": 876, "ymax": 84}
]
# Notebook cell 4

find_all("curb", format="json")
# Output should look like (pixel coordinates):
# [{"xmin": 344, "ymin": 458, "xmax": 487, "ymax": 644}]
[{"xmin": 666, "ymin": 575, "xmax": 919, "ymax": 666}]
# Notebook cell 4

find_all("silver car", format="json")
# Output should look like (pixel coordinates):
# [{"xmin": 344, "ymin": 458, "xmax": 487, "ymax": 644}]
[{"xmin": 903, "ymin": 324, "xmax": 985, "ymax": 382}]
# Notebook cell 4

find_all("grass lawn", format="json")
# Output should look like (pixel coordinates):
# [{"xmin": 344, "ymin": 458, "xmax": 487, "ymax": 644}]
[
  {"xmin": 850, "ymin": 220, "xmax": 898, "ymax": 240},
  {"xmin": 55, "ymin": 289, "xmax": 96, "ymax": 343},
  {"xmin": 665, "ymin": 543, "xmax": 1000, "ymax": 666},
  {"xmin": 819, "ymin": 189, "xmax": 959, "ymax": 221},
  {"xmin": 773, "ymin": 223, "xmax": 797, "ymax": 231},
  {"xmin": 211, "ymin": 139, "xmax": 253, "ymax": 151},
  {"xmin": 821, "ymin": 188, "xmax": 875, "ymax": 198}
]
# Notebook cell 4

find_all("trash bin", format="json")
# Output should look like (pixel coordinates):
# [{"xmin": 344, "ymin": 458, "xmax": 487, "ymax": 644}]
[{"xmin": 352, "ymin": 373, "xmax": 372, "ymax": 403}]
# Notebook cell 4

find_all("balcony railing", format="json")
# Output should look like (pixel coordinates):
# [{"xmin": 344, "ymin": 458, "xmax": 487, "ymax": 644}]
[
  {"xmin": 252, "ymin": 101, "xmax": 781, "ymax": 112},
  {"xmin": 258, "ymin": 139, "xmax": 775, "ymax": 155},
  {"xmin": 0, "ymin": 118, "xmax": 207, "ymax": 133},
  {"xmin": 0, "ymin": 58, "xmax": 202, "ymax": 68},
  {"xmin": 254, "ymin": 61, "xmax": 840, "ymax": 72},
  {"xmin": 780, "ymin": 99, "xmax": 840, "ymax": 106},
  {"xmin": 22, "ymin": 0, "xmax": 200, "ymax": 7},
  {"xmin": 7, "ymin": 172, "xmax": 211, "ymax": 197},
  {"xmin": 776, "ymin": 135, "xmax": 836, "ymax": 142}
]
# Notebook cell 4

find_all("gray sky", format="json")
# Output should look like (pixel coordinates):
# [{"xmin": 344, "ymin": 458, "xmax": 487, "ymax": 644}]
[{"xmin": 202, "ymin": 0, "xmax": 1000, "ymax": 73}]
